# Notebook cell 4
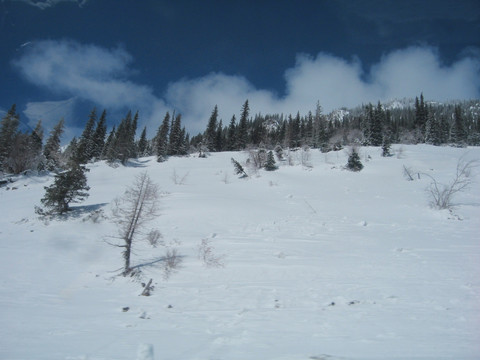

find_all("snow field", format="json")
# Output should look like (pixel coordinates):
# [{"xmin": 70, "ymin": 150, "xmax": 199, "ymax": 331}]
[{"xmin": 0, "ymin": 145, "xmax": 479, "ymax": 359}]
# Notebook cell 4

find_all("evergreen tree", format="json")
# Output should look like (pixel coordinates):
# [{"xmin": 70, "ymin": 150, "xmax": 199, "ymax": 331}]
[
  {"xmin": 111, "ymin": 111, "xmax": 137, "ymax": 164},
  {"xmin": 231, "ymin": 157, "xmax": 248, "ymax": 178},
  {"xmin": 346, "ymin": 147, "xmax": 363, "ymax": 172},
  {"xmin": 62, "ymin": 137, "xmax": 78, "ymax": 166},
  {"xmin": 28, "ymin": 120, "xmax": 44, "ymax": 170},
  {"xmin": 205, "ymin": 105, "xmax": 219, "ymax": 151},
  {"xmin": 370, "ymin": 102, "xmax": 384, "ymax": 146},
  {"xmin": 76, "ymin": 108, "xmax": 97, "ymax": 164},
  {"xmin": 215, "ymin": 119, "xmax": 224, "ymax": 152},
  {"xmin": 226, "ymin": 115, "xmax": 237, "ymax": 150},
  {"xmin": 30, "ymin": 120, "xmax": 44, "ymax": 159},
  {"xmin": 8, "ymin": 133, "xmax": 33, "ymax": 173},
  {"xmin": 43, "ymin": 118, "xmax": 65, "ymax": 170},
  {"xmin": 414, "ymin": 93, "xmax": 428, "ymax": 139},
  {"xmin": 91, "ymin": 109, "xmax": 107, "ymax": 159},
  {"xmin": 451, "ymin": 105, "xmax": 467, "ymax": 145},
  {"xmin": 361, "ymin": 104, "xmax": 373, "ymax": 145},
  {"xmin": 130, "ymin": 111, "xmax": 139, "ymax": 157},
  {"xmin": 236, "ymin": 100, "xmax": 249, "ymax": 149},
  {"xmin": 137, "ymin": 126, "xmax": 148, "ymax": 156},
  {"xmin": 264, "ymin": 150, "xmax": 278, "ymax": 171},
  {"xmin": 288, "ymin": 113, "xmax": 301, "ymax": 148},
  {"xmin": 0, "ymin": 104, "xmax": 20, "ymax": 171},
  {"xmin": 39, "ymin": 163, "xmax": 89, "ymax": 214},
  {"xmin": 168, "ymin": 114, "xmax": 184, "ymax": 156},
  {"xmin": 381, "ymin": 137, "xmax": 392, "ymax": 157},
  {"xmin": 305, "ymin": 112, "xmax": 314, "ymax": 147},
  {"xmin": 102, "ymin": 126, "xmax": 116, "ymax": 160},
  {"xmin": 156, "ymin": 112, "xmax": 170, "ymax": 162}
]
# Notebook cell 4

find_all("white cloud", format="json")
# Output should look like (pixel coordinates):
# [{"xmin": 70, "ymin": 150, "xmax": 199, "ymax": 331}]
[
  {"xmin": 14, "ymin": 40, "xmax": 155, "ymax": 109},
  {"xmin": 10, "ymin": 0, "xmax": 89, "ymax": 9},
  {"xmin": 13, "ymin": 40, "xmax": 480, "ymax": 137},
  {"xmin": 166, "ymin": 47, "xmax": 480, "ymax": 133},
  {"xmin": 23, "ymin": 97, "xmax": 76, "ymax": 128}
]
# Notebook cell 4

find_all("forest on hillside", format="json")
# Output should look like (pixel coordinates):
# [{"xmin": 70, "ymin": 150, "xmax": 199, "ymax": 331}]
[{"xmin": 1, "ymin": 94, "xmax": 479, "ymax": 177}]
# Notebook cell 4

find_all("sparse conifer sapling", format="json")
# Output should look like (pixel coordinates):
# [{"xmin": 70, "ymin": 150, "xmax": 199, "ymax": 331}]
[
  {"xmin": 346, "ymin": 147, "xmax": 364, "ymax": 172},
  {"xmin": 264, "ymin": 151, "xmax": 278, "ymax": 171}
]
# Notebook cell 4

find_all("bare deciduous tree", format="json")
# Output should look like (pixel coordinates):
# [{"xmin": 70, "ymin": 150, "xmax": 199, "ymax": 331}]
[
  {"xmin": 111, "ymin": 172, "xmax": 160, "ymax": 276},
  {"xmin": 424, "ymin": 156, "xmax": 478, "ymax": 210}
]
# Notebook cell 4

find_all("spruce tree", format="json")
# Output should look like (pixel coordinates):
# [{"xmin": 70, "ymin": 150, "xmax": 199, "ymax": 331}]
[
  {"xmin": 236, "ymin": 100, "xmax": 249, "ymax": 149},
  {"xmin": 226, "ymin": 115, "xmax": 237, "ymax": 150},
  {"xmin": 346, "ymin": 147, "xmax": 363, "ymax": 172},
  {"xmin": 102, "ymin": 126, "xmax": 116, "ymax": 160},
  {"xmin": 30, "ymin": 120, "xmax": 44, "ymax": 159},
  {"xmin": 156, "ymin": 112, "xmax": 170, "ymax": 162},
  {"xmin": 168, "ymin": 114, "xmax": 183, "ymax": 156},
  {"xmin": 91, "ymin": 109, "xmax": 107, "ymax": 159},
  {"xmin": 39, "ymin": 163, "xmax": 90, "ymax": 214},
  {"xmin": 264, "ymin": 150, "xmax": 277, "ymax": 171},
  {"xmin": 414, "ymin": 93, "xmax": 428, "ymax": 139},
  {"xmin": 137, "ymin": 126, "xmax": 148, "ymax": 156},
  {"xmin": 0, "ymin": 104, "xmax": 20, "ymax": 171},
  {"xmin": 451, "ymin": 105, "xmax": 467, "ymax": 146},
  {"xmin": 215, "ymin": 120, "xmax": 224, "ymax": 152},
  {"xmin": 370, "ymin": 102, "xmax": 384, "ymax": 146},
  {"xmin": 205, "ymin": 105, "xmax": 218, "ymax": 151},
  {"xmin": 43, "ymin": 118, "xmax": 65, "ymax": 170},
  {"xmin": 76, "ymin": 108, "xmax": 97, "ymax": 164}
]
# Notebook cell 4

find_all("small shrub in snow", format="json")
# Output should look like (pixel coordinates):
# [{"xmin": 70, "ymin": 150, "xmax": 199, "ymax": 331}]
[
  {"xmin": 163, "ymin": 248, "xmax": 182, "ymax": 279},
  {"xmin": 346, "ymin": 147, "xmax": 363, "ymax": 172},
  {"xmin": 171, "ymin": 168, "xmax": 189, "ymax": 185},
  {"xmin": 198, "ymin": 238, "xmax": 225, "ymax": 268},
  {"xmin": 424, "ymin": 156, "xmax": 478, "ymax": 210}
]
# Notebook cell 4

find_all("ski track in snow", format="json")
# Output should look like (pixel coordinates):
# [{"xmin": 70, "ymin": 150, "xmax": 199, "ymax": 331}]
[{"xmin": 0, "ymin": 145, "xmax": 479, "ymax": 360}]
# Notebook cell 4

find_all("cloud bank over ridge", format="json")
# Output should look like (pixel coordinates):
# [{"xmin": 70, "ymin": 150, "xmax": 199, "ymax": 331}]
[{"xmin": 13, "ymin": 39, "xmax": 480, "ymax": 136}]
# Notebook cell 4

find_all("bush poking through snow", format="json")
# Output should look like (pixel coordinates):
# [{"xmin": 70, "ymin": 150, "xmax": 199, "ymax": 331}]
[
  {"xmin": 424, "ymin": 156, "xmax": 478, "ymax": 210},
  {"xmin": 198, "ymin": 238, "xmax": 225, "ymax": 268},
  {"xmin": 171, "ymin": 168, "xmax": 189, "ymax": 185},
  {"xmin": 162, "ymin": 248, "xmax": 182, "ymax": 280}
]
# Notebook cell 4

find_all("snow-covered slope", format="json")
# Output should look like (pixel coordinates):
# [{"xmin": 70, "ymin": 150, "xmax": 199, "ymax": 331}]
[{"xmin": 1, "ymin": 145, "xmax": 479, "ymax": 360}]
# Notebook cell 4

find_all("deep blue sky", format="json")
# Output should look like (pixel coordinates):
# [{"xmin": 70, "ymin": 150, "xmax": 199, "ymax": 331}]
[{"xmin": 1, "ymin": 0, "xmax": 479, "ymax": 137}]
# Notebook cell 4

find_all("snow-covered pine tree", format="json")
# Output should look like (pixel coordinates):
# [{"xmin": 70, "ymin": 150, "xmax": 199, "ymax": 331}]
[
  {"xmin": 205, "ymin": 105, "xmax": 218, "ymax": 151},
  {"xmin": 43, "ymin": 118, "xmax": 65, "ymax": 171},
  {"xmin": 168, "ymin": 114, "xmax": 184, "ymax": 156},
  {"xmin": 226, "ymin": 115, "xmax": 237, "ymax": 150},
  {"xmin": 156, "ymin": 112, "xmax": 170, "ymax": 162},
  {"xmin": 39, "ymin": 163, "xmax": 90, "ymax": 214},
  {"xmin": 91, "ymin": 109, "xmax": 107, "ymax": 159},
  {"xmin": 264, "ymin": 150, "xmax": 278, "ymax": 171},
  {"xmin": 346, "ymin": 147, "xmax": 363, "ymax": 172},
  {"xmin": 0, "ymin": 104, "xmax": 20, "ymax": 172},
  {"xmin": 370, "ymin": 102, "xmax": 384, "ymax": 146},
  {"xmin": 137, "ymin": 126, "xmax": 148, "ymax": 157},
  {"xmin": 102, "ymin": 126, "xmax": 116, "ymax": 160},
  {"xmin": 236, "ymin": 100, "xmax": 249, "ymax": 149},
  {"xmin": 75, "ymin": 108, "xmax": 97, "ymax": 164}
]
